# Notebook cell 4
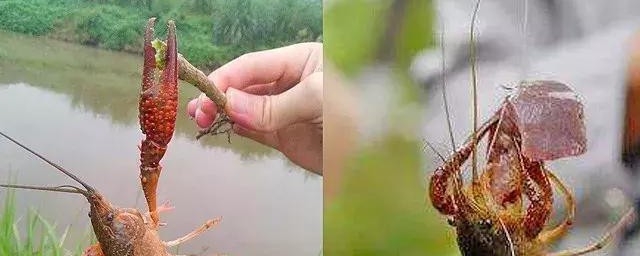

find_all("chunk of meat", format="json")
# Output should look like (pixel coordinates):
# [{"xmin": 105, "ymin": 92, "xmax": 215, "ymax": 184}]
[{"xmin": 507, "ymin": 80, "xmax": 587, "ymax": 161}]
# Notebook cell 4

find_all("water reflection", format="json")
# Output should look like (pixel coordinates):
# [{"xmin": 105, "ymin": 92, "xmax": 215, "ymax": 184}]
[
  {"xmin": 0, "ymin": 31, "xmax": 321, "ymax": 255},
  {"xmin": 0, "ymin": 30, "xmax": 275, "ymax": 158}
]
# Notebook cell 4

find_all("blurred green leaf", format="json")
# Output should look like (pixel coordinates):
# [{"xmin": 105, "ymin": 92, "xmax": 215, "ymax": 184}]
[
  {"xmin": 325, "ymin": 0, "xmax": 457, "ymax": 255},
  {"xmin": 325, "ymin": 0, "xmax": 433, "ymax": 76},
  {"xmin": 325, "ymin": 0, "xmax": 389, "ymax": 76},
  {"xmin": 395, "ymin": 0, "xmax": 434, "ymax": 70},
  {"xmin": 325, "ymin": 136, "xmax": 457, "ymax": 255}
]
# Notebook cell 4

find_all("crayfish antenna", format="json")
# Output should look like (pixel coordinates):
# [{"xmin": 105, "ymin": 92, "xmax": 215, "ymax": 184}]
[
  {"xmin": 468, "ymin": 0, "xmax": 483, "ymax": 201},
  {"xmin": 437, "ymin": 6, "xmax": 456, "ymax": 153},
  {"xmin": 422, "ymin": 139, "xmax": 446, "ymax": 163},
  {"xmin": 0, "ymin": 131, "xmax": 96, "ymax": 193},
  {"xmin": 0, "ymin": 184, "xmax": 90, "ymax": 197}
]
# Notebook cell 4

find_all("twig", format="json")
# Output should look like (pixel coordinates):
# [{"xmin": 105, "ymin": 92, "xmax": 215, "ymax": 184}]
[
  {"xmin": 176, "ymin": 55, "xmax": 235, "ymax": 140},
  {"xmin": 196, "ymin": 114, "xmax": 233, "ymax": 142},
  {"xmin": 152, "ymin": 41, "xmax": 235, "ymax": 141},
  {"xmin": 177, "ymin": 55, "xmax": 229, "ymax": 113}
]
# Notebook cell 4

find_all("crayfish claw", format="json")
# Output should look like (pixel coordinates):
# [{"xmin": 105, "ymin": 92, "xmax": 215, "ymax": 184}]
[
  {"xmin": 139, "ymin": 18, "xmax": 179, "ymax": 227},
  {"xmin": 142, "ymin": 17, "xmax": 157, "ymax": 94}
]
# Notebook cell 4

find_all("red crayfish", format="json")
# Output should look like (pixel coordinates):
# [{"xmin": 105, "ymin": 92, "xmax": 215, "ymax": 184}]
[
  {"xmin": 426, "ymin": 1, "xmax": 636, "ymax": 254},
  {"xmin": 426, "ymin": 80, "xmax": 629, "ymax": 255},
  {"xmin": 0, "ymin": 18, "xmax": 220, "ymax": 256}
]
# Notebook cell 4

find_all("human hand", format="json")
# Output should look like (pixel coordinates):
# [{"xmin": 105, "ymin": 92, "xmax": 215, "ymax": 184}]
[{"xmin": 187, "ymin": 43, "xmax": 323, "ymax": 174}]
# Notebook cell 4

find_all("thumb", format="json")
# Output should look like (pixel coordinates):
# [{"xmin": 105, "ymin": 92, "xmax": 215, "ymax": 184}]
[{"xmin": 226, "ymin": 72, "xmax": 322, "ymax": 132}]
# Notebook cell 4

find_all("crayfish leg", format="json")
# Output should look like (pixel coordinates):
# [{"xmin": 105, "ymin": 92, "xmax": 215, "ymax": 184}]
[
  {"xmin": 539, "ymin": 169, "xmax": 575, "ymax": 244},
  {"xmin": 428, "ymin": 117, "xmax": 499, "ymax": 216},
  {"xmin": 429, "ymin": 165, "xmax": 460, "ymax": 215},
  {"xmin": 547, "ymin": 208, "xmax": 636, "ymax": 256},
  {"xmin": 521, "ymin": 158, "xmax": 553, "ymax": 238},
  {"xmin": 164, "ymin": 218, "xmax": 221, "ymax": 248},
  {"xmin": 82, "ymin": 243, "xmax": 105, "ymax": 256},
  {"xmin": 483, "ymin": 112, "xmax": 524, "ymax": 212}
]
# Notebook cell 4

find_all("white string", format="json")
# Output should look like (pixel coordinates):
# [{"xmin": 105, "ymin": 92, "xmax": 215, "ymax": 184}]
[
  {"xmin": 521, "ymin": 0, "xmax": 529, "ymax": 81},
  {"xmin": 498, "ymin": 217, "xmax": 516, "ymax": 256}
]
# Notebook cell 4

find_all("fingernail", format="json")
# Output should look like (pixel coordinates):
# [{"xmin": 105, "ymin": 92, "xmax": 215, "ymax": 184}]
[
  {"xmin": 227, "ymin": 88, "xmax": 254, "ymax": 129},
  {"xmin": 195, "ymin": 108, "xmax": 214, "ymax": 128},
  {"xmin": 196, "ymin": 93, "xmax": 205, "ymax": 109},
  {"xmin": 227, "ymin": 88, "xmax": 250, "ymax": 115},
  {"xmin": 200, "ymin": 97, "xmax": 217, "ymax": 116},
  {"xmin": 187, "ymin": 99, "xmax": 197, "ymax": 117}
]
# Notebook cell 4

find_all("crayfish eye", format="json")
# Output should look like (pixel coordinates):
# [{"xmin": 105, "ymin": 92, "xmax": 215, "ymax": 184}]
[
  {"xmin": 106, "ymin": 212, "xmax": 114, "ymax": 222},
  {"xmin": 446, "ymin": 217, "xmax": 456, "ymax": 227},
  {"xmin": 479, "ymin": 219, "xmax": 492, "ymax": 229}
]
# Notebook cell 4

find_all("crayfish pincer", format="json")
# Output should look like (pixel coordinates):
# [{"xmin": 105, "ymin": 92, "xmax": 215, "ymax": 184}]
[{"xmin": 139, "ymin": 17, "xmax": 179, "ymax": 227}]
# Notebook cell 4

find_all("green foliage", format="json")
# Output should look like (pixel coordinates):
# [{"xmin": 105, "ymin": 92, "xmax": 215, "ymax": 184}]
[
  {"xmin": 325, "ymin": 137, "xmax": 457, "ymax": 255},
  {"xmin": 150, "ymin": 0, "xmax": 182, "ymax": 15},
  {"xmin": 212, "ymin": 0, "xmax": 322, "ymax": 51},
  {"xmin": 71, "ymin": 5, "xmax": 146, "ymax": 50},
  {"xmin": 324, "ymin": 0, "xmax": 388, "ymax": 75},
  {"xmin": 0, "ymin": 189, "xmax": 92, "ymax": 256},
  {"xmin": 324, "ymin": 0, "xmax": 455, "ymax": 254},
  {"xmin": 0, "ymin": 0, "xmax": 322, "ymax": 70},
  {"xmin": 0, "ymin": 0, "xmax": 67, "ymax": 35},
  {"xmin": 396, "ymin": 0, "xmax": 435, "ymax": 70},
  {"xmin": 325, "ymin": 0, "xmax": 433, "ymax": 75}
]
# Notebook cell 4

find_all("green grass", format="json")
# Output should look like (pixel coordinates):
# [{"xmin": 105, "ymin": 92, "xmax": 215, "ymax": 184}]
[
  {"xmin": 0, "ymin": 0, "xmax": 322, "ymax": 71},
  {"xmin": 0, "ymin": 189, "xmax": 93, "ymax": 256}
]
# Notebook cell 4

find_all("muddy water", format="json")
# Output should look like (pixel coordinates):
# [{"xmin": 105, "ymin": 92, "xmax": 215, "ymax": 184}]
[{"xmin": 0, "ymin": 31, "xmax": 321, "ymax": 255}]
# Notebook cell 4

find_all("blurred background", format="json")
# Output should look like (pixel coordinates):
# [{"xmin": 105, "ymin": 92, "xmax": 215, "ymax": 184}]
[
  {"xmin": 326, "ymin": 0, "xmax": 640, "ymax": 255},
  {"xmin": 0, "ymin": 0, "xmax": 321, "ymax": 255},
  {"xmin": 324, "ymin": 0, "xmax": 456, "ymax": 255}
]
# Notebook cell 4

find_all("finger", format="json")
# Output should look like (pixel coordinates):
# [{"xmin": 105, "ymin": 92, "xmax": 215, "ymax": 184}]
[
  {"xmin": 187, "ymin": 98, "xmax": 197, "ymax": 117},
  {"xmin": 195, "ymin": 108, "xmax": 215, "ymax": 129},
  {"xmin": 198, "ymin": 94, "xmax": 218, "ymax": 116},
  {"xmin": 242, "ymin": 82, "xmax": 279, "ymax": 95},
  {"xmin": 232, "ymin": 124, "xmax": 279, "ymax": 149},
  {"xmin": 226, "ymin": 72, "xmax": 322, "ymax": 132},
  {"xmin": 209, "ymin": 42, "xmax": 322, "ymax": 93}
]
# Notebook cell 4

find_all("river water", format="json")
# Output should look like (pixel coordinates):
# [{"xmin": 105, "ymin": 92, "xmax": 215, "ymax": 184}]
[{"xmin": 0, "ymin": 31, "xmax": 322, "ymax": 255}]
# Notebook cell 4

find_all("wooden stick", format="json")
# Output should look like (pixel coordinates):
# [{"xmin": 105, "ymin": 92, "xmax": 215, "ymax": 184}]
[
  {"xmin": 152, "ymin": 40, "xmax": 230, "ymax": 115},
  {"xmin": 177, "ymin": 55, "xmax": 230, "ymax": 114}
]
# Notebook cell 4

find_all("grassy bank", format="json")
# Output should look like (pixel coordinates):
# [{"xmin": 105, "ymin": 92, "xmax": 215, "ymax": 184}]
[
  {"xmin": 0, "ymin": 0, "xmax": 322, "ymax": 71},
  {"xmin": 0, "ymin": 189, "xmax": 93, "ymax": 256}
]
